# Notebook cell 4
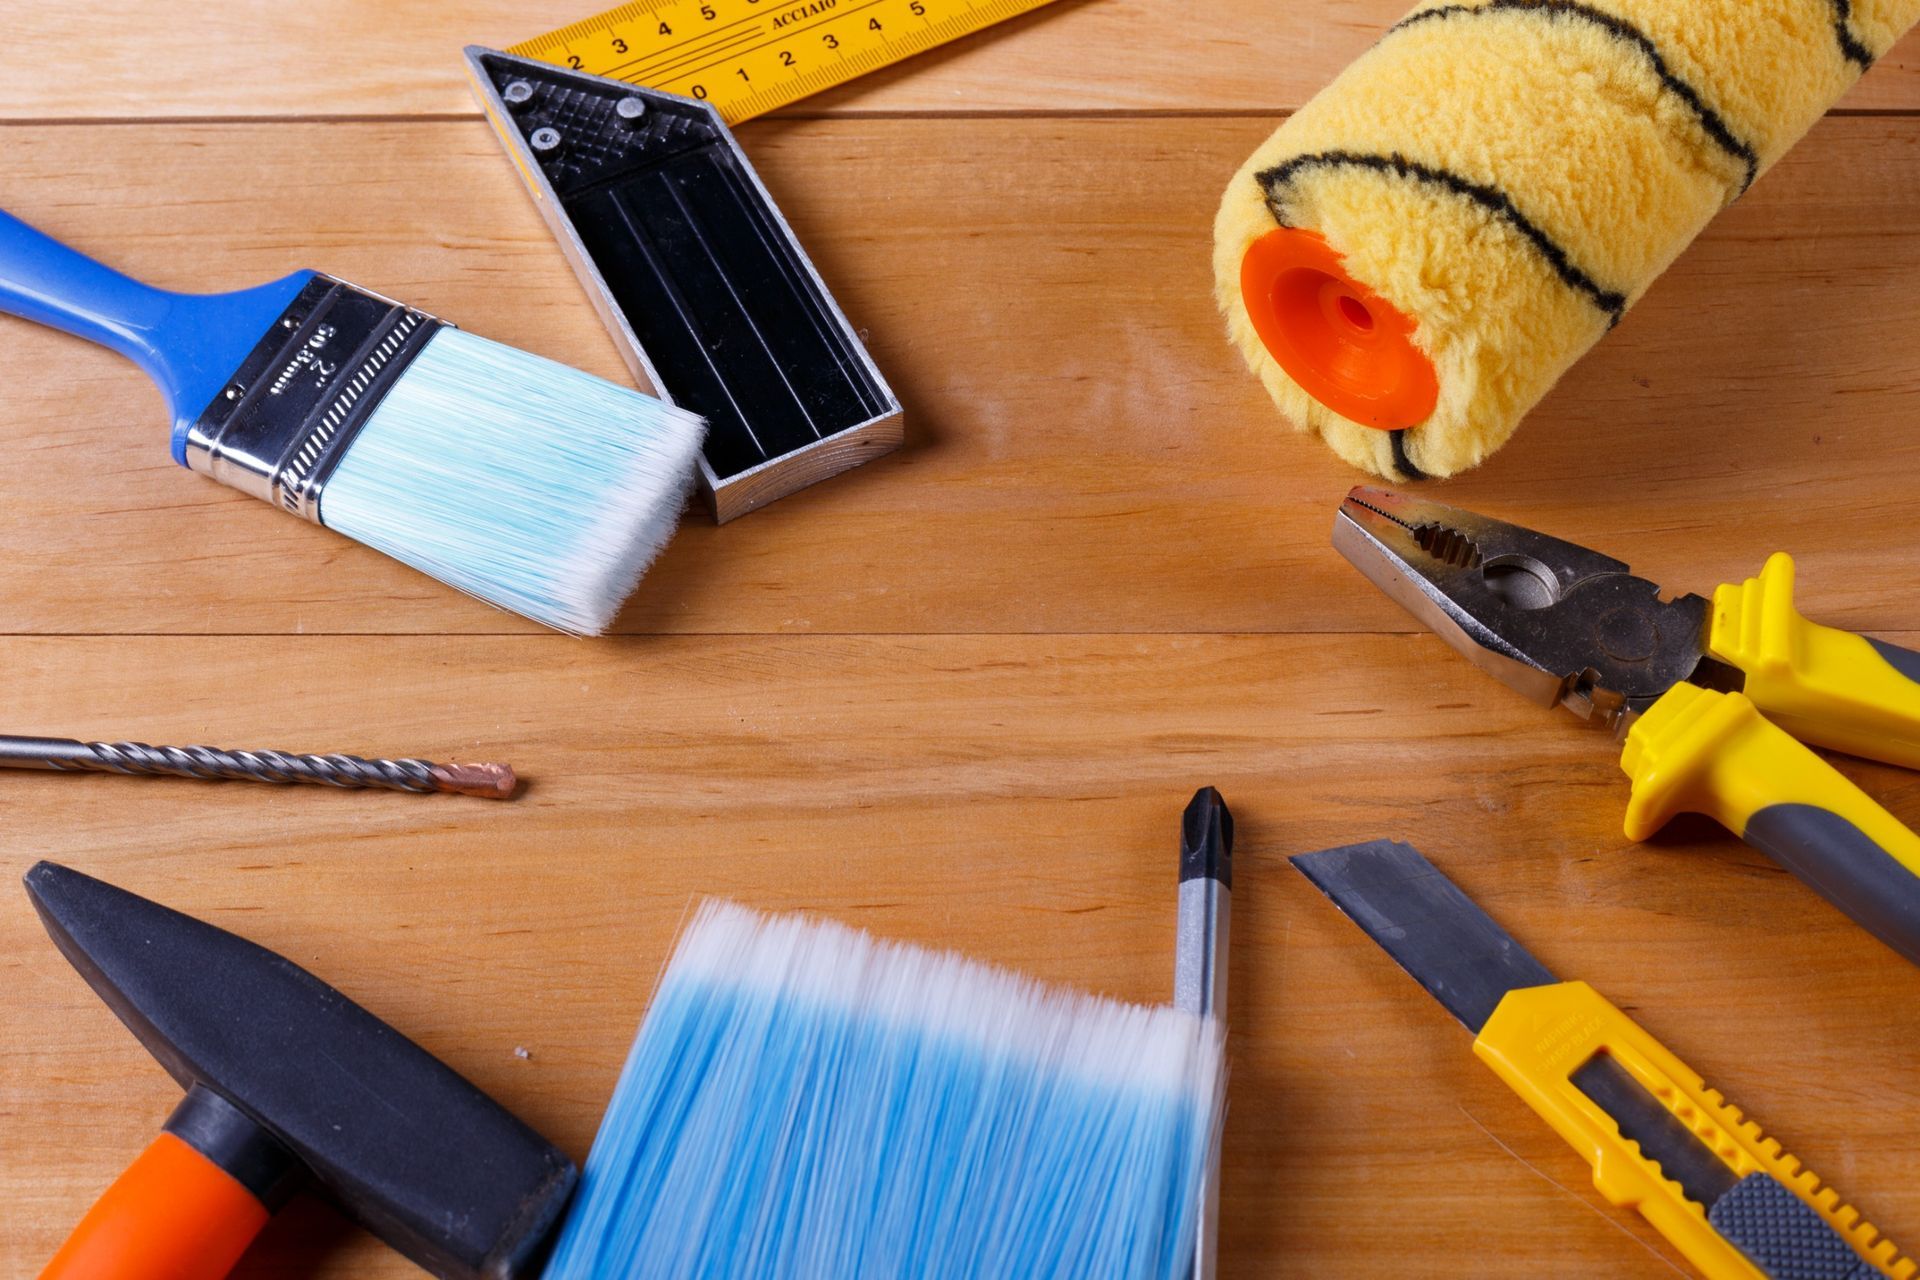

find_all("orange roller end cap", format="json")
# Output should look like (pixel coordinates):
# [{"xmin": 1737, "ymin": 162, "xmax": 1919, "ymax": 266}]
[
  {"xmin": 40, "ymin": 1133, "xmax": 269, "ymax": 1280},
  {"xmin": 1239, "ymin": 228, "xmax": 1438, "ymax": 431}
]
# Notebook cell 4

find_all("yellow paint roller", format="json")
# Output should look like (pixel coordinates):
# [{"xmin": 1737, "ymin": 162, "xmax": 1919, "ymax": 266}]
[{"xmin": 1215, "ymin": 0, "xmax": 1920, "ymax": 480}]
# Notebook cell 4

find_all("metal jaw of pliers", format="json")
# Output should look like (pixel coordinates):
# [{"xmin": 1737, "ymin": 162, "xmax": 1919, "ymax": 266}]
[{"xmin": 1333, "ymin": 487, "xmax": 1740, "ymax": 734}]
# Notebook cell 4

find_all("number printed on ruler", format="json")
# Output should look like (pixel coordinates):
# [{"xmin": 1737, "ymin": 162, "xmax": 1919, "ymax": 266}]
[{"xmin": 510, "ymin": 0, "xmax": 1061, "ymax": 125}]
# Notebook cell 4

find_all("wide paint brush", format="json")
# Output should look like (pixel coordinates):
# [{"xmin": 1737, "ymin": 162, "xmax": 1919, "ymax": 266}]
[
  {"xmin": 0, "ymin": 206, "xmax": 705, "ymax": 634},
  {"xmin": 544, "ymin": 900, "xmax": 1224, "ymax": 1278}
]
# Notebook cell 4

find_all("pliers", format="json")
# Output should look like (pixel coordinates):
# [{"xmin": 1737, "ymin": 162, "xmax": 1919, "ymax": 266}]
[{"xmin": 1334, "ymin": 486, "xmax": 1920, "ymax": 966}]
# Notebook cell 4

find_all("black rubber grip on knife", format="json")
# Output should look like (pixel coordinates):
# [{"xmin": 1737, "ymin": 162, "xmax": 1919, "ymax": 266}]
[{"xmin": 1708, "ymin": 1173, "xmax": 1881, "ymax": 1279}]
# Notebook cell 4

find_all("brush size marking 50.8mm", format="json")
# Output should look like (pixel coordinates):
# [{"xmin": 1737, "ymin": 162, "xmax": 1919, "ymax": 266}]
[{"xmin": 513, "ymin": 0, "xmax": 1063, "ymax": 125}]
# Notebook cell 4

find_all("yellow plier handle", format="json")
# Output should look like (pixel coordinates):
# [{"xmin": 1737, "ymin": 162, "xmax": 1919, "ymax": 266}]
[
  {"xmin": 1622, "ymin": 682, "xmax": 1920, "ymax": 965},
  {"xmin": 1474, "ymin": 981, "xmax": 1913, "ymax": 1280},
  {"xmin": 1709, "ymin": 553, "xmax": 1920, "ymax": 772},
  {"xmin": 1619, "ymin": 553, "xmax": 1920, "ymax": 965}
]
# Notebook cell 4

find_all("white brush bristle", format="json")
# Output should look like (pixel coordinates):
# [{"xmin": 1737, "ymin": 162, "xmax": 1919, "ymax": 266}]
[
  {"xmin": 545, "ymin": 900, "xmax": 1226, "ymax": 1280},
  {"xmin": 319, "ymin": 328, "xmax": 706, "ymax": 635}
]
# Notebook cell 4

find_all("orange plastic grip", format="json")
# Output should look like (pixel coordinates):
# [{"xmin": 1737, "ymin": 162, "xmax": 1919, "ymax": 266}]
[{"xmin": 40, "ymin": 1132, "xmax": 269, "ymax": 1280}]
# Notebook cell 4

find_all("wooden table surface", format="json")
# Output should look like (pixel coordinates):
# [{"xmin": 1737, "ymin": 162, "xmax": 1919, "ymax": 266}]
[{"xmin": 4, "ymin": 3, "xmax": 1919, "ymax": 1276}]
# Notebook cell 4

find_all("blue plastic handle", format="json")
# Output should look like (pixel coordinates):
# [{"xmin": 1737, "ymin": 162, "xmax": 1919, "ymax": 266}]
[{"xmin": 0, "ymin": 207, "xmax": 313, "ymax": 463}]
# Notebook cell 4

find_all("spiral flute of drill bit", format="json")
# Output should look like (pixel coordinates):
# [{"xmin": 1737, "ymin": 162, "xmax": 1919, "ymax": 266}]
[{"xmin": 0, "ymin": 735, "xmax": 516, "ymax": 799}]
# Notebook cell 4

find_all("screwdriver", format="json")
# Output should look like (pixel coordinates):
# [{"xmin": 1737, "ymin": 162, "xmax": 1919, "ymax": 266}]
[{"xmin": 1175, "ymin": 786, "xmax": 1232, "ymax": 1280}]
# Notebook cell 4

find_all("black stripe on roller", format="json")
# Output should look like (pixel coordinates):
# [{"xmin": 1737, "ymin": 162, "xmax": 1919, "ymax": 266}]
[
  {"xmin": 1829, "ymin": 0, "xmax": 1876, "ymax": 68},
  {"xmin": 1256, "ymin": 151, "xmax": 1629, "ymax": 325},
  {"xmin": 1389, "ymin": 431, "xmax": 1428, "ymax": 481},
  {"xmin": 1392, "ymin": 1, "xmax": 1759, "ymax": 193}
]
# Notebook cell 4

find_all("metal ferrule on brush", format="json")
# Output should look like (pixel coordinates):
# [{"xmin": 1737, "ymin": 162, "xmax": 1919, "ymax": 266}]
[{"xmin": 184, "ymin": 276, "xmax": 446, "ymax": 522}]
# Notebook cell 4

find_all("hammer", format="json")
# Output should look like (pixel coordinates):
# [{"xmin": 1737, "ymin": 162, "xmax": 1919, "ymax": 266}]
[{"xmin": 24, "ymin": 862, "xmax": 577, "ymax": 1279}]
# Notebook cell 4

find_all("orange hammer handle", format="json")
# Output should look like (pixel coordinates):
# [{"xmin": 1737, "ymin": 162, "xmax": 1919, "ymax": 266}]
[{"xmin": 40, "ymin": 1132, "xmax": 270, "ymax": 1280}]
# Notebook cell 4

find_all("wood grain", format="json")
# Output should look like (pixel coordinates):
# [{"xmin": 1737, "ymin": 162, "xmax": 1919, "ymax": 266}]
[
  {"xmin": 0, "ymin": 115, "xmax": 1917, "ymax": 637},
  {"xmin": 4, "ymin": 635, "xmax": 1919, "ymax": 1278},
  {"xmin": 6, "ymin": 2, "xmax": 1920, "ymax": 1277},
  {"xmin": 5, "ymin": 1, "xmax": 1917, "ymax": 120}
]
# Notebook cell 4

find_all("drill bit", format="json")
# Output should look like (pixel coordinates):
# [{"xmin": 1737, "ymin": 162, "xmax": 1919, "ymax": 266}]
[{"xmin": 0, "ymin": 735, "xmax": 516, "ymax": 799}]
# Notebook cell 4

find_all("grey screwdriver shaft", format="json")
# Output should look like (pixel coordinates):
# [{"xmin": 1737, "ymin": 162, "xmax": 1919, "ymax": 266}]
[
  {"xmin": 0, "ymin": 735, "xmax": 516, "ymax": 799},
  {"xmin": 1175, "ymin": 787, "xmax": 1232, "ymax": 1280}
]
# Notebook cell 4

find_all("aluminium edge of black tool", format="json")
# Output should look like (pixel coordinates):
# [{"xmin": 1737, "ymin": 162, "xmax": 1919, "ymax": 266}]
[
  {"xmin": 1290, "ymin": 839, "xmax": 1912, "ymax": 1280},
  {"xmin": 464, "ymin": 46, "xmax": 903, "ymax": 524},
  {"xmin": 25, "ymin": 862, "xmax": 575, "ymax": 1280}
]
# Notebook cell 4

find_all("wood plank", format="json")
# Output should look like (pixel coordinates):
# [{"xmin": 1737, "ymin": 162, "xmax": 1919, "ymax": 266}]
[
  {"xmin": 2, "ymin": 633, "xmax": 1918, "ymax": 1277},
  {"xmin": 0, "ymin": 115, "xmax": 1917, "ymax": 638},
  {"xmin": 10, "ymin": 5, "xmax": 1919, "ymax": 1279},
  {"xmin": 6, "ymin": 2, "xmax": 1918, "ymax": 120}
]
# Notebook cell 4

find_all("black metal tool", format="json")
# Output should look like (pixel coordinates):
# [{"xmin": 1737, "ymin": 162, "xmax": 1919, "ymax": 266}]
[
  {"xmin": 26, "ymin": 862, "xmax": 574, "ymax": 1280},
  {"xmin": 1291, "ymin": 839, "xmax": 1906, "ymax": 1280},
  {"xmin": 466, "ymin": 47, "xmax": 903, "ymax": 524}
]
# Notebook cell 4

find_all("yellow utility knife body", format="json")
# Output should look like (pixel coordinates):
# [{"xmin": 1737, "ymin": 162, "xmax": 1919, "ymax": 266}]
[
  {"xmin": 1292, "ymin": 841, "xmax": 1914, "ymax": 1280},
  {"xmin": 1334, "ymin": 487, "xmax": 1920, "ymax": 965}
]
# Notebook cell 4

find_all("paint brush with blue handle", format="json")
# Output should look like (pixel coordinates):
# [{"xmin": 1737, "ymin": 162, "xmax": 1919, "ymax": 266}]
[{"xmin": 0, "ymin": 205, "xmax": 705, "ymax": 634}]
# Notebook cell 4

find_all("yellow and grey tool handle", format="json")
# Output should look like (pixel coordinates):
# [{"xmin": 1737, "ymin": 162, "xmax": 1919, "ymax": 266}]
[
  {"xmin": 1708, "ymin": 554, "xmax": 1920, "ymax": 771},
  {"xmin": 1623, "ymin": 683, "xmax": 1920, "ymax": 966},
  {"xmin": 1474, "ymin": 981, "xmax": 1913, "ymax": 1280}
]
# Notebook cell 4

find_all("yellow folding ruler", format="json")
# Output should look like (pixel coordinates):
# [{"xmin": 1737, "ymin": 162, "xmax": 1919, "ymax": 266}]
[{"xmin": 510, "ymin": 0, "xmax": 1062, "ymax": 125}]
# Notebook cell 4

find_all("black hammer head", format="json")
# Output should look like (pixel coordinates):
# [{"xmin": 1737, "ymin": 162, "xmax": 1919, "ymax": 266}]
[{"xmin": 24, "ymin": 862, "xmax": 575, "ymax": 1279}]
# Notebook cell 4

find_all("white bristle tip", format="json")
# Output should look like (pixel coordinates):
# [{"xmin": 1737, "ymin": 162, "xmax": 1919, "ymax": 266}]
[
  {"xmin": 319, "ymin": 328, "xmax": 706, "ymax": 635},
  {"xmin": 544, "ymin": 900, "xmax": 1226, "ymax": 1279}
]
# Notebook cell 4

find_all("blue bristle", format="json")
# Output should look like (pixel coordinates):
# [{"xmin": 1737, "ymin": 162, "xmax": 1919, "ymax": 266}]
[
  {"xmin": 545, "ymin": 902, "xmax": 1225, "ymax": 1280},
  {"xmin": 319, "ymin": 327, "xmax": 706, "ymax": 635}
]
